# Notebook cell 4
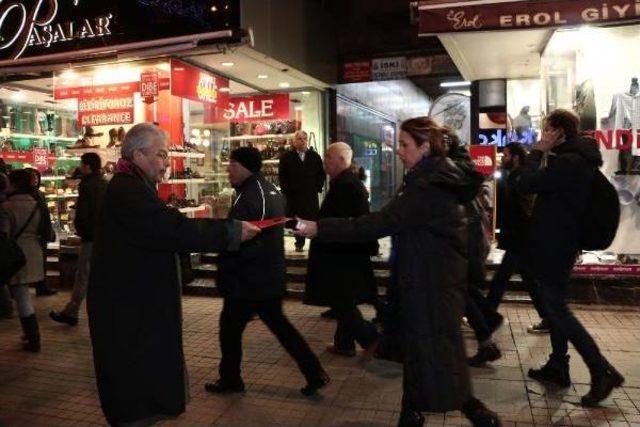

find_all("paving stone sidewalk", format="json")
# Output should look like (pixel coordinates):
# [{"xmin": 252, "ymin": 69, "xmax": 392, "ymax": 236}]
[{"xmin": 0, "ymin": 293, "xmax": 639, "ymax": 426}]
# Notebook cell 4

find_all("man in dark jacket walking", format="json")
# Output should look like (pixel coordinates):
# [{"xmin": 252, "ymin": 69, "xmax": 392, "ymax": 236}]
[
  {"xmin": 51, "ymin": 153, "xmax": 107, "ymax": 326},
  {"xmin": 206, "ymin": 147, "xmax": 329, "ymax": 397},
  {"xmin": 304, "ymin": 142, "xmax": 379, "ymax": 357},
  {"xmin": 520, "ymin": 109, "xmax": 624, "ymax": 407},
  {"xmin": 278, "ymin": 130, "xmax": 325, "ymax": 251},
  {"xmin": 87, "ymin": 124, "xmax": 260, "ymax": 426}
]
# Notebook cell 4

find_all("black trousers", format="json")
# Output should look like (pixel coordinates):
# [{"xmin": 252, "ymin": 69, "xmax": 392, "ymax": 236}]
[
  {"xmin": 487, "ymin": 249, "xmax": 548, "ymax": 320},
  {"xmin": 219, "ymin": 297, "xmax": 323, "ymax": 382},
  {"xmin": 332, "ymin": 298, "xmax": 378, "ymax": 352},
  {"xmin": 465, "ymin": 286, "xmax": 498, "ymax": 343}
]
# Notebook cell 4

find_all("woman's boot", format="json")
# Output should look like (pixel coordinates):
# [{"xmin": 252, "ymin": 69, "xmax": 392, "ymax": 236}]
[{"xmin": 19, "ymin": 314, "xmax": 41, "ymax": 352}]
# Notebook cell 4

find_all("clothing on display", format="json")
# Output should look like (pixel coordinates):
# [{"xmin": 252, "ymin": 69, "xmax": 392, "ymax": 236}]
[{"xmin": 609, "ymin": 80, "xmax": 640, "ymax": 158}]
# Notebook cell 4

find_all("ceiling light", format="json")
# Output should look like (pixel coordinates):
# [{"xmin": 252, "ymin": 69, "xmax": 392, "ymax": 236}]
[
  {"xmin": 60, "ymin": 69, "xmax": 77, "ymax": 81},
  {"xmin": 301, "ymin": 91, "xmax": 310, "ymax": 95},
  {"xmin": 440, "ymin": 81, "xmax": 471, "ymax": 88},
  {"xmin": 219, "ymin": 87, "xmax": 230, "ymax": 92},
  {"xmin": 278, "ymin": 82, "xmax": 290, "ymax": 88},
  {"xmin": 210, "ymin": 6, "xmax": 218, "ymax": 12},
  {"xmin": 257, "ymin": 74, "xmax": 269, "ymax": 79},
  {"xmin": 221, "ymin": 62, "xmax": 234, "ymax": 67},
  {"xmin": 12, "ymin": 91, "xmax": 25, "ymax": 101},
  {"xmin": 294, "ymin": 106, "xmax": 303, "ymax": 111}
]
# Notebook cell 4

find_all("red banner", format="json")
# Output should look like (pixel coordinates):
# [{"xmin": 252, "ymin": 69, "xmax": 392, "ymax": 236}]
[
  {"xmin": 469, "ymin": 145, "xmax": 497, "ymax": 176},
  {"xmin": 140, "ymin": 71, "xmax": 160, "ymax": 98},
  {"xmin": 573, "ymin": 264, "xmax": 640, "ymax": 276},
  {"xmin": 222, "ymin": 94, "xmax": 290, "ymax": 122},
  {"xmin": 418, "ymin": 0, "xmax": 640, "ymax": 34},
  {"xmin": 343, "ymin": 62, "xmax": 372, "ymax": 83},
  {"xmin": 170, "ymin": 59, "xmax": 229, "ymax": 105},
  {"xmin": 78, "ymin": 95, "xmax": 135, "ymax": 126},
  {"xmin": 32, "ymin": 148, "xmax": 49, "ymax": 171},
  {"xmin": 0, "ymin": 151, "xmax": 56, "ymax": 164},
  {"xmin": 54, "ymin": 79, "xmax": 170, "ymax": 100}
]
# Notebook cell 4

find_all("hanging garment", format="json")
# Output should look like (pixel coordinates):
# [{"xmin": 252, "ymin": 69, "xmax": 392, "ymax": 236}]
[{"xmin": 609, "ymin": 92, "xmax": 640, "ymax": 156}]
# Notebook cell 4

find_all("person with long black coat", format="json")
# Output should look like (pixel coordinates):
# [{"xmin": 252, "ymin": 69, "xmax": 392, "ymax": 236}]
[
  {"xmin": 304, "ymin": 142, "xmax": 379, "ymax": 357},
  {"xmin": 519, "ymin": 109, "xmax": 624, "ymax": 407},
  {"xmin": 87, "ymin": 123, "xmax": 260, "ymax": 426},
  {"xmin": 278, "ymin": 130, "xmax": 325, "ymax": 251},
  {"xmin": 206, "ymin": 147, "xmax": 329, "ymax": 397},
  {"xmin": 295, "ymin": 117, "xmax": 501, "ymax": 427}
]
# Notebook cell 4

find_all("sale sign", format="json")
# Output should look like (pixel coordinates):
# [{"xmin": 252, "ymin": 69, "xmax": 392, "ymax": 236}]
[
  {"xmin": 32, "ymin": 148, "xmax": 49, "ymax": 171},
  {"xmin": 223, "ymin": 94, "xmax": 290, "ymax": 122},
  {"xmin": 140, "ymin": 71, "xmax": 159, "ymax": 97},
  {"xmin": 469, "ymin": 144, "xmax": 497, "ymax": 176},
  {"xmin": 78, "ymin": 95, "xmax": 135, "ymax": 126},
  {"xmin": 170, "ymin": 59, "xmax": 229, "ymax": 104}
]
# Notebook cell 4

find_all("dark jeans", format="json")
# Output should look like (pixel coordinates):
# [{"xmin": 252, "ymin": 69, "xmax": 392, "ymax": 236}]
[
  {"xmin": 219, "ymin": 297, "xmax": 323, "ymax": 382},
  {"xmin": 487, "ymin": 249, "xmax": 548, "ymax": 320},
  {"xmin": 465, "ymin": 286, "xmax": 495, "ymax": 343},
  {"xmin": 537, "ymin": 271, "xmax": 607, "ymax": 373},
  {"xmin": 333, "ymin": 299, "xmax": 378, "ymax": 352},
  {"xmin": 295, "ymin": 236, "xmax": 306, "ymax": 250}
]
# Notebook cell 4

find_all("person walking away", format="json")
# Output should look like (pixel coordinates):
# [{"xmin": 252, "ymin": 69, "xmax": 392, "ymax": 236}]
[
  {"xmin": 0, "ymin": 171, "xmax": 14, "ymax": 319},
  {"xmin": 488, "ymin": 143, "xmax": 549, "ymax": 333},
  {"xmin": 87, "ymin": 124, "xmax": 260, "ymax": 426},
  {"xmin": 207, "ymin": 147, "xmax": 329, "ymax": 397},
  {"xmin": 50, "ymin": 153, "xmax": 107, "ymax": 326},
  {"xmin": 278, "ymin": 130, "xmax": 325, "ymax": 252},
  {"xmin": 304, "ymin": 142, "xmax": 379, "ymax": 358},
  {"xmin": 295, "ymin": 117, "xmax": 501, "ymax": 427},
  {"xmin": 520, "ymin": 109, "xmax": 624, "ymax": 406},
  {"xmin": 26, "ymin": 168, "xmax": 57, "ymax": 296},
  {"xmin": 1, "ymin": 169, "xmax": 45, "ymax": 351}
]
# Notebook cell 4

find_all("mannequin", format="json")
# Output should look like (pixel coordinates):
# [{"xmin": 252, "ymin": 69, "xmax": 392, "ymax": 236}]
[{"xmin": 610, "ymin": 77, "xmax": 640, "ymax": 172}]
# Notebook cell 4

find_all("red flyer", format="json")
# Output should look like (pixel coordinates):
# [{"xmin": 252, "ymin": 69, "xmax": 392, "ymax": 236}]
[{"xmin": 250, "ymin": 217, "xmax": 292, "ymax": 229}]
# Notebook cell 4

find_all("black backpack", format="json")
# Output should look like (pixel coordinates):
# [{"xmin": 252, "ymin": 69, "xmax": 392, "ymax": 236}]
[{"xmin": 580, "ymin": 169, "xmax": 620, "ymax": 250}]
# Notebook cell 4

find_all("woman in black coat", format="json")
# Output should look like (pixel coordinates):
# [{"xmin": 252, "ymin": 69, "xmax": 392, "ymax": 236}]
[{"xmin": 295, "ymin": 117, "xmax": 501, "ymax": 427}]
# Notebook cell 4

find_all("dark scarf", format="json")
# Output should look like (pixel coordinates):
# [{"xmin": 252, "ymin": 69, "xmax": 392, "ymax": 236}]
[{"xmin": 115, "ymin": 158, "xmax": 158, "ymax": 195}]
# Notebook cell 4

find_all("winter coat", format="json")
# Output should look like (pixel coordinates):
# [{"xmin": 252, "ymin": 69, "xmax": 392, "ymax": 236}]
[
  {"xmin": 496, "ymin": 168, "xmax": 533, "ymax": 253},
  {"xmin": 33, "ymin": 190, "xmax": 55, "ymax": 244},
  {"xmin": 74, "ymin": 172, "xmax": 107, "ymax": 242},
  {"xmin": 304, "ymin": 169, "xmax": 376, "ymax": 307},
  {"xmin": 1, "ymin": 194, "xmax": 44, "ymax": 285},
  {"xmin": 217, "ymin": 174, "xmax": 287, "ymax": 301},
  {"xmin": 87, "ymin": 164, "xmax": 241, "ymax": 425},
  {"xmin": 278, "ymin": 148, "xmax": 325, "ymax": 219},
  {"xmin": 316, "ymin": 155, "xmax": 474, "ymax": 412},
  {"xmin": 518, "ymin": 137, "xmax": 602, "ymax": 280}
]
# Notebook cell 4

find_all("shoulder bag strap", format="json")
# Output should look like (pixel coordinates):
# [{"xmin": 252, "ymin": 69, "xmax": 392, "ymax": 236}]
[{"xmin": 13, "ymin": 204, "xmax": 39, "ymax": 241}]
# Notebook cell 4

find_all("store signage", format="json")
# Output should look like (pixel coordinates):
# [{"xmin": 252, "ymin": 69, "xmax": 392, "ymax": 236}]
[
  {"xmin": 140, "ymin": 72, "xmax": 159, "ymax": 98},
  {"xmin": 78, "ymin": 95, "xmax": 135, "ymax": 126},
  {"xmin": 32, "ymin": 148, "xmax": 49, "ymax": 171},
  {"xmin": 479, "ymin": 129, "xmax": 508, "ymax": 146},
  {"xmin": 469, "ymin": 145, "xmax": 497, "ymax": 176},
  {"xmin": 55, "ymin": 79, "xmax": 170, "ymax": 100},
  {"xmin": 171, "ymin": 59, "xmax": 229, "ymax": 105},
  {"xmin": 0, "ymin": 151, "xmax": 56, "ymax": 164},
  {"xmin": 0, "ymin": 1, "xmax": 240, "ymax": 64},
  {"xmin": 343, "ymin": 62, "xmax": 372, "ymax": 83},
  {"xmin": 573, "ymin": 264, "xmax": 640, "ymax": 276},
  {"xmin": 372, "ymin": 57, "xmax": 407, "ymax": 81},
  {"xmin": 418, "ymin": 0, "xmax": 640, "ymax": 34},
  {"xmin": 593, "ymin": 129, "xmax": 640, "ymax": 151},
  {"xmin": 223, "ymin": 94, "xmax": 290, "ymax": 122}
]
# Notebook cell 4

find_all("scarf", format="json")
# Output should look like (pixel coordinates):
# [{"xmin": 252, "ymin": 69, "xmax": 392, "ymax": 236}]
[{"xmin": 115, "ymin": 158, "xmax": 158, "ymax": 195}]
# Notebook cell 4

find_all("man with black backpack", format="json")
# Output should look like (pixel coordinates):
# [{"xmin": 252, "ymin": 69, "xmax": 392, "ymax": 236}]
[{"xmin": 519, "ymin": 109, "xmax": 623, "ymax": 407}]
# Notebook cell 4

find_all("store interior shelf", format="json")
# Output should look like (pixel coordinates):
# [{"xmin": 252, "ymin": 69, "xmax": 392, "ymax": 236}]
[
  {"xmin": 178, "ymin": 204, "xmax": 207, "ymax": 214},
  {"xmin": 2, "ymin": 132, "xmax": 78, "ymax": 142},
  {"xmin": 168, "ymin": 151, "xmax": 206, "ymax": 159},
  {"xmin": 164, "ymin": 178, "xmax": 206, "ymax": 184},
  {"xmin": 220, "ymin": 159, "xmax": 279, "ymax": 166},
  {"xmin": 41, "ymin": 176, "xmax": 67, "ymax": 181},
  {"xmin": 220, "ymin": 133, "xmax": 295, "ymax": 141},
  {"xmin": 46, "ymin": 193, "xmax": 78, "ymax": 199}
]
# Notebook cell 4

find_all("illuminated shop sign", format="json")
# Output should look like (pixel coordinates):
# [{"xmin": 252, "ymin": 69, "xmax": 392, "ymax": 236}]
[{"xmin": 170, "ymin": 59, "xmax": 229, "ymax": 105}]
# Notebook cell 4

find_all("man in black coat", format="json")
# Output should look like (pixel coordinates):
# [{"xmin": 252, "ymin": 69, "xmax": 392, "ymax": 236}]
[
  {"xmin": 51, "ymin": 153, "xmax": 107, "ymax": 326},
  {"xmin": 519, "ymin": 109, "xmax": 624, "ymax": 407},
  {"xmin": 304, "ymin": 142, "xmax": 379, "ymax": 357},
  {"xmin": 87, "ymin": 124, "xmax": 260, "ymax": 426},
  {"xmin": 278, "ymin": 130, "xmax": 325, "ymax": 251},
  {"xmin": 206, "ymin": 147, "xmax": 329, "ymax": 397}
]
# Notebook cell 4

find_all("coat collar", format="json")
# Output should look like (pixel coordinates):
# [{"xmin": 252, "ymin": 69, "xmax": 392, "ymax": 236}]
[{"xmin": 115, "ymin": 158, "xmax": 157, "ymax": 194}]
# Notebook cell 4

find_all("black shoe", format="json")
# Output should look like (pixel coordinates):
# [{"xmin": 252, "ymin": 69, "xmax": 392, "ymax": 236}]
[
  {"xmin": 527, "ymin": 320, "xmax": 550, "ymax": 334},
  {"xmin": 204, "ymin": 379, "xmax": 245, "ymax": 394},
  {"xmin": 528, "ymin": 355, "xmax": 571, "ymax": 387},
  {"xmin": 468, "ymin": 343, "xmax": 502, "ymax": 367},
  {"xmin": 581, "ymin": 366, "xmax": 625, "ymax": 407},
  {"xmin": 300, "ymin": 370, "xmax": 330, "ymax": 396},
  {"xmin": 326, "ymin": 345, "xmax": 356, "ymax": 357},
  {"xmin": 487, "ymin": 312, "xmax": 504, "ymax": 335},
  {"xmin": 398, "ymin": 409, "xmax": 424, "ymax": 427},
  {"xmin": 463, "ymin": 398, "xmax": 502, "ymax": 427},
  {"xmin": 35, "ymin": 287, "xmax": 58, "ymax": 297},
  {"xmin": 49, "ymin": 311, "xmax": 79, "ymax": 326},
  {"xmin": 19, "ymin": 314, "xmax": 40, "ymax": 353},
  {"xmin": 320, "ymin": 308, "xmax": 336, "ymax": 319}
]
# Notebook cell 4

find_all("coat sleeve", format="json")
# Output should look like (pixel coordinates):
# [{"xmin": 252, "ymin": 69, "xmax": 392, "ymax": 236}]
[
  {"xmin": 318, "ymin": 183, "xmax": 441, "ymax": 242},
  {"xmin": 518, "ymin": 150, "xmax": 582, "ymax": 195},
  {"xmin": 278, "ymin": 155, "xmax": 290, "ymax": 195},
  {"xmin": 315, "ymin": 153, "xmax": 326, "ymax": 193},
  {"xmin": 73, "ymin": 180, "xmax": 91, "ymax": 239},
  {"xmin": 112, "ymin": 183, "xmax": 242, "ymax": 253}
]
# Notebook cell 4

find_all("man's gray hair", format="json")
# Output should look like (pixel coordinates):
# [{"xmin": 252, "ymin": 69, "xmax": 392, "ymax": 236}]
[
  {"xmin": 329, "ymin": 141, "xmax": 353, "ymax": 166},
  {"xmin": 121, "ymin": 123, "xmax": 167, "ymax": 160}
]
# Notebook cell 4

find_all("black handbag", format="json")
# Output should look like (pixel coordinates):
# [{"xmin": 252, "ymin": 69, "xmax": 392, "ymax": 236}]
[{"xmin": 0, "ymin": 205, "xmax": 38, "ymax": 284}]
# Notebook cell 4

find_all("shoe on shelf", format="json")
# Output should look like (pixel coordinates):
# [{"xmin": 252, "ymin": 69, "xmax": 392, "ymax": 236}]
[
  {"xmin": 326, "ymin": 345, "xmax": 356, "ymax": 357},
  {"xmin": 468, "ymin": 343, "xmax": 502, "ymax": 367},
  {"xmin": 528, "ymin": 355, "xmax": 571, "ymax": 387},
  {"xmin": 204, "ymin": 378, "xmax": 245, "ymax": 394},
  {"xmin": 300, "ymin": 370, "xmax": 330, "ymax": 396},
  {"xmin": 320, "ymin": 308, "xmax": 336, "ymax": 319},
  {"xmin": 581, "ymin": 365, "xmax": 625, "ymax": 407},
  {"xmin": 527, "ymin": 320, "xmax": 551, "ymax": 334},
  {"xmin": 49, "ymin": 311, "xmax": 79, "ymax": 326}
]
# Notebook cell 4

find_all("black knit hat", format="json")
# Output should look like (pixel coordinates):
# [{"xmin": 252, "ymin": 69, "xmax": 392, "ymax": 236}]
[{"xmin": 230, "ymin": 147, "xmax": 262, "ymax": 174}]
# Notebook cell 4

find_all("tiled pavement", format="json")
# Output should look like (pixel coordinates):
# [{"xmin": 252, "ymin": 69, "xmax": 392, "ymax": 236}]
[{"xmin": 0, "ymin": 293, "xmax": 639, "ymax": 427}]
